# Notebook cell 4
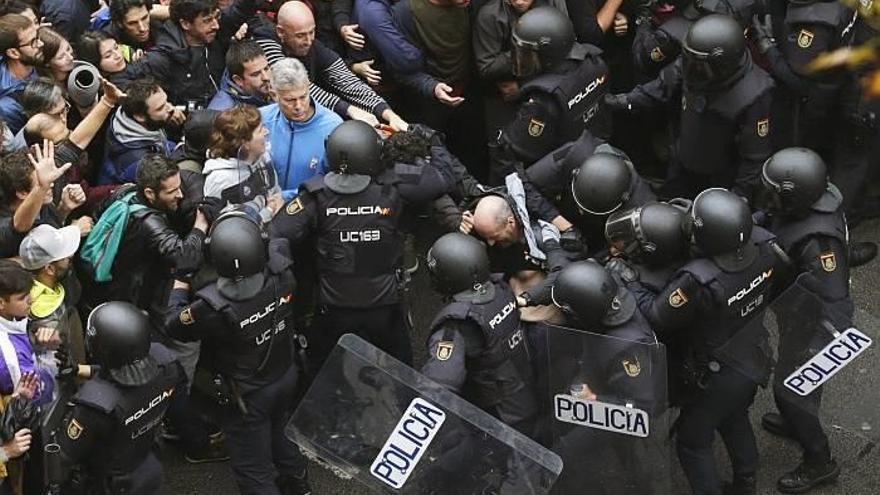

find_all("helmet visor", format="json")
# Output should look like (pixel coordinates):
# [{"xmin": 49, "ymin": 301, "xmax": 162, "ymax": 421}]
[
  {"xmin": 512, "ymin": 33, "xmax": 542, "ymax": 78},
  {"xmin": 604, "ymin": 207, "xmax": 643, "ymax": 258},
  {"xmin": 682, "ymin": 49, "xmax": 718, "ymax": 88}
]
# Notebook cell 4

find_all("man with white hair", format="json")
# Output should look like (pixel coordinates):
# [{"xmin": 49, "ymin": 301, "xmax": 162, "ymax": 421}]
[
  {"xmin": 255, "ymin": 0, "xmax": 407, "ymax": 131},
  {"xmin": 260, "ymin": 57, "xmax": 343, "ymax": 200}
]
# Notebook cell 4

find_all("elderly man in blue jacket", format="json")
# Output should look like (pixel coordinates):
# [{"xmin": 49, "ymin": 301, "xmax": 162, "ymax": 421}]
[{"xmin": 260, "ymin": 57, "xmax": 342, "ymax": 200}]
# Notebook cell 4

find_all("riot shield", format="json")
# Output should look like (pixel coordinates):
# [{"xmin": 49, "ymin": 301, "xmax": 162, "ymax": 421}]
[
  {"xmin": 543, "ymin": 323, "xmax": 671, "ymax": 494},
  {"xmin": 286, "ymin": 333, "xmax": 563, "ymax": 494},
  {"xmin": 764, "ymin": 276, "xmax": 879, "ymax": 448}
]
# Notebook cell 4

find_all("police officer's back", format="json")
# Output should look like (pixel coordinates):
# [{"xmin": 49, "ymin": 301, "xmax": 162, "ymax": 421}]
[
  {"xmin": 164, "ymin": 209, "xmax": 308, "ymax": 495},
  {"xmin": 57, "ymin": 302, "xmax": 185, "ymax": 495},
  {"xmin": 421, "ymin": 233, "xmax": 538, "ymax": 435},
  {"xmin": 491, "ymin": 6, "xmax": 610, "ymax": 179},
  {"xmin": 628, "ymin": 188, "xmax": 778, "ymax": 495},
  {"xmin": 270, "ymin": 121, "xmax": 449, "ymax": 367},
  {"xmin": 756, "ymin": 148, "xmax": 848, "ymax": 493}
]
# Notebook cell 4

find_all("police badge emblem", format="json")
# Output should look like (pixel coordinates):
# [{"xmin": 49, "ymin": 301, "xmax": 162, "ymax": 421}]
[
  {"xmin": 179, "ymin": 307, "xmax": 194, "ymax": 325},
  {"xmin": 436, "ymin": 341, "xmax": 454, "ymax": 361},
  {"xmin": 67, "ymin": 419, "xmax": 84, "ymax": 440},
  {"xmin": 286, "ymin": 197, "xmax": 304, "ymax": 215},
  {"xmin": 528, "ymin": 118, "xmax": 545, "ymax": 137},
  {"xmin": 622, "ymin": 358, "xmax": 641, "ymax": 377},
  {"xmin": 820, "ymin": 252, "xmax": 837, "ymax": 272},
  {"xmin": 797, "ymin": 29, "xmax": 814, "ymax": 49},
  {"xmin": 650, "ymin": 47, "xmax": 665, "ymax": 62},
  {"xmin": 757, "ymin": 118, "xmax": 769, "ymax": 138},
  {"xmin": 669, "ymin": 288, "xmax": 689, "ymax": 308}
]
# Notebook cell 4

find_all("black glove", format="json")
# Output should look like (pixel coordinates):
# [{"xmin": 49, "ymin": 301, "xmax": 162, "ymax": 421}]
[
  {"xmin": 197, "ymin": 196, "xmax": 225, "ymax": 225},
  {"xmin": 606, "ymin": 257, "xmax": 640, "ymax": 283},
  {"xmin": 559, "ymin": 227, "xmax": 586, "ymax": 253},
  {"xmin": 55, "ymin": 347, "xmax": 78, "ymax": 386},
  {"xmin": 604, "ymin": 93, "xmax": 631, "ymax": 112},
  {"xmin": 751, "ymin": 14, "xmax": 776, "ymax": 54}
]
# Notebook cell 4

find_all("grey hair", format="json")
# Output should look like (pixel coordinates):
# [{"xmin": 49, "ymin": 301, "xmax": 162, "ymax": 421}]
[
  {"xmin": 21, "ymin": 77, "xmax": 63, "ymax": 117},
  {"xmin": 270, "ymin": 57, "xmax": 310, "ymax": 92}
]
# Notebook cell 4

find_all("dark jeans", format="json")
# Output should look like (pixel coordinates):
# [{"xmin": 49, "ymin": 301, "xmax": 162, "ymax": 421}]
[
  {"xmin": 221, "ymin": 366, "xmax": 306, "ymax": 495},
  {"xmin": 676, "ymin": 365, "xmax": 759, "ymax": 495},
  {"xmin": 309, "ymin": 303, "xmax": 413, "ymax": 367}
]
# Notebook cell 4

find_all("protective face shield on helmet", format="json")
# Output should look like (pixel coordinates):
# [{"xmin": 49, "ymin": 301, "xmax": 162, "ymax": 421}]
[
  {"xmin": 605, "ymin": 207, "xmax": 646, "ymax": 259},
  {"xmin": 512, "ymin": 33, "xmax": 543, "ymax": 78},
  {"xmin": 682, "ymin": 47, "xmax": 722, "ymax": 89}
]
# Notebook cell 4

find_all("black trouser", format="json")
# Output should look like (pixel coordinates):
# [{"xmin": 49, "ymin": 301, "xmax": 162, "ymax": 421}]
[
  {"xmin": 221, "ymin": 366, "xmax": 307, "ymax": 495},
  {"xmin": 308, "ymin": 303, "xmax": 413, "ymax": 368},
  {"xmin": 773, "ymin": 384, "xmax": 830, "ymax": 465},
  {"xmin": 675, "ymin": 365, "xmax": 759, "ymax": 495}
]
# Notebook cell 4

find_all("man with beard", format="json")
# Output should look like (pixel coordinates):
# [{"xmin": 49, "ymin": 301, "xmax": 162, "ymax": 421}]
[
  {"xmin": 0, "ymin": 14, "xmax": 43, "ymax": 135},
  {"xmin": 208, "ymin": 41, "xmax": 273, "ymax": 110},
  {"xmin": 99, "ymin": 78, "xmax": 185, "ymax": 185},
  {"xmin": 105, "ymin": 0, "xmax": 162, "ymax": 53}
]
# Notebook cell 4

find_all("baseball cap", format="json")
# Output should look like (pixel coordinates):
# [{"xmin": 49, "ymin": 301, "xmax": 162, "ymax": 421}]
[{"xmin": 19, "ymin": 224, "xmax": 81, "ymax": 270}]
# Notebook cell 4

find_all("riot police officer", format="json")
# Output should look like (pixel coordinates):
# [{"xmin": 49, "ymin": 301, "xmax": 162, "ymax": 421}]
[
  {"xmin": 55, "ymin": 302, "xmax": 186, "ymax": 495},
  {"xmin": 627, "ymin": 188, "xmax": 779, "ymax": 495},
  {"xmin": 751, "ymin": 0, "xmax": 869, "ymax": 215},
  {"xmin": 607, "ymin": 15, "xmax": 774, "ymax": 200},
  {"xmin": 270, "ymin": 121, "xmax": 449, "ymax": 367},
  {"xmin": 548, "ymin": 261, "xmax": 662, "ymax": 493},
  {"xmin": 164, "ymin": 209, "xmax": 309, "ymax": 495},
  {"xmin": 528, "ymin": 147, "xmax": 657, "ymax": 253},
  {"xmin": 756, "ymin": 148, "xmax": 848, "ymax": 493},
  {"xmin": 491, "ymin": 6, "xmax": 610, "ymax": 180},
  {"xmin": 604, "ymin": 200, "xmax": 690, "ymax": 292},
  {"xmin": 421, "ymin": 233, "xmax": 538, "ymax": 435}
]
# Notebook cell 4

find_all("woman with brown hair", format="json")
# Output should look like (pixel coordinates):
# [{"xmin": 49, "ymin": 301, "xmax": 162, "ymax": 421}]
[
  {"xmin": 36, "ymin": 28, "xmax": 74, "ymax": 88},
  {"xmin": 203, "ymin": 104, "xmax": 283, "ymax": 224}
]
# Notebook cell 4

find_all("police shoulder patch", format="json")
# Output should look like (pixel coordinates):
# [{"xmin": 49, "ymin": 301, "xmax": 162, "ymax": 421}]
[
  {"xmin": 669, "ymin": 288, "xmax": 689, "ymax": 308},
  {"xmin": 797, "ymin": 29, "xmax": 814, "ymax": 48},
  {"xmin": 179, "ymin": 307, "xmax": 195, "ymax": 326},
  {"xmin": 820, "ymin": 252, "xmax": 837, "ymax": 272},
  {"xmin": 757, "ymin": 118, "xmax": 770, "ymax": 137},
  {"xmin": 528, "ymin": 118, "xmax": 545, "ymax": 138},
  {"xmin": 67, "ymin": 418, "xmax": 84, "ymax": 440},
  {"xmin": 286, "ymin": 197, "xmax": 304, "ymax": 216},
  {"xmin": 622, "ymin": 357, "xmax": 641, "ymax": 377},
  {"xmin": 436, "ymin": 341, "xmax": 455, "ymax": 361}
]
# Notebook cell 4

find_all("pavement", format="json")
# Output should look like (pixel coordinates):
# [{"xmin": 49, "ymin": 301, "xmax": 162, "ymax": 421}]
[{"xmin": 160, "ymin": 219, "xmax": 880, "ymax": 495}]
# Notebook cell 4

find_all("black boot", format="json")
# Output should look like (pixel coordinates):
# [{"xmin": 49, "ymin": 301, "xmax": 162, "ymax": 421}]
[
  {"xmin": 278, "ymin": 471, "xmax": 312, "ymax": 495},
  {"xmin": 777, "ymin": 459, "xmax": 840, "ymax": 494},
  {"xmin": 850, "ymin": 241, "xmax": 878, "ymax": 268},
  {"xmin": 723, "ymin": 475, "xmax": 756, "ymax": 495},
  {"xmin": 761, "ymin": 412, "xmax": 794, "ymax": 439}
]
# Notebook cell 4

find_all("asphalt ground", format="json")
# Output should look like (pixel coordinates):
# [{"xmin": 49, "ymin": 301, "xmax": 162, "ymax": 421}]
[{"xmin": 160, "ymin": 218, "xmax": 880, "ymax": 495}]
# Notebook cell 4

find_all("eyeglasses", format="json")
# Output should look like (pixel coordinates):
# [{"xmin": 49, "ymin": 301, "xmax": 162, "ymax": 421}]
[
  {"xmin": 17, "ymin": 29, "xmax": 42, "ymax": 49},
  {"xmin": 48, "ymin": 101, "xmax": 71, "ymax": 117}
]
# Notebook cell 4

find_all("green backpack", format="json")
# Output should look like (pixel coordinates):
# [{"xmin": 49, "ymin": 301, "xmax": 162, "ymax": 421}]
[{"xmin": 79, "ymin": 190, "xmax": 147, "ymax": 282}]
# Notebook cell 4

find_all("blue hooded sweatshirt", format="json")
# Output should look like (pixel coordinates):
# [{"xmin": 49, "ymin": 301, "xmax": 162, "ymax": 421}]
[
  {"xmin": 207, "ymin": 71, "xmax": 270, "ymax": 111},
  {"xmin": 260, "ymin": 99, "xmax": 342, "ymax": 200}
]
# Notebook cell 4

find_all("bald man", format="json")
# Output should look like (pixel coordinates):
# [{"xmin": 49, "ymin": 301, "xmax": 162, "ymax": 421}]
[
  {"xmin": 254, "ymin": 0, "xmax": 408, "ymax": 130},
  {"xmin": 470, "ymin": 192, "xmax": 572, "ymax": 308}
]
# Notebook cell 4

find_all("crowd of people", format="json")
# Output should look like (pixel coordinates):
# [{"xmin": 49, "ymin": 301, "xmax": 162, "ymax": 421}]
[{"xmin": 0, "ymin": 0, "xmax": 876, "ymax": 493}]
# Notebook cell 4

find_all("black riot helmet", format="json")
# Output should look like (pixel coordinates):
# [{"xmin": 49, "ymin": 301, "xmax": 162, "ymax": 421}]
[
  {"xmin": 684, "ymin": 188, "xmax": 752, "ymax": 256},
  {"xmin": 552, "ymin": 261, "xmax": 636, "ymax": 328},
  {"xmin": 426, "ymin": 233, "xmax": 491, "ymax": 296},
  {"xmin": 512, "ymin": 6, "xmax": 576, "ymax": 78},
  {"xmin": 682, "ymin": 14, "xmax": 748, "ymax": 90},
  {"xmin": 605, "ymin": 202, "xmax": 688, "ymax": 265},
  {"xmin": 571, "ymin": 153, "xmax": 633, "ymax": 216},
  {"xmin": 205, "ymin": 207, "xmax": 268, "ymax": 300},
  {"xmin": 325, "ymin": 120, "xmax": 383, "ymax": 176},
  {"xmin": 761, "ymin": 147, "xmax": 828, "ymax": 215},
  {"xmin": 86, "ymin": 301, "xmax": 156, "ymax": 386}
]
